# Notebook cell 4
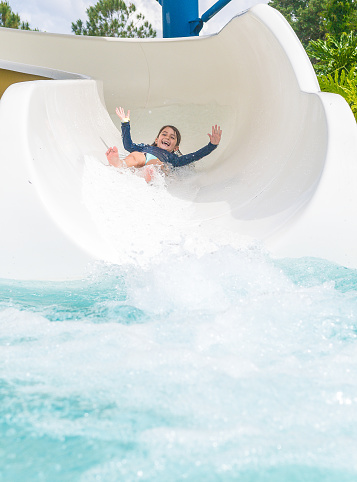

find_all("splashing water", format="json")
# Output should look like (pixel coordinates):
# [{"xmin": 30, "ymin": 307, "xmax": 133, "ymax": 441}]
[
  {"xmin": 1, "ymin": 162, "xmax": 357, "ymax": 481},
  {"xmin": 82, "ymin": 156, "xmax": 251, "ymax": 266},
  {"xmin": 82, "ymin": 156, "xmax": 201, "ymax": 266}
]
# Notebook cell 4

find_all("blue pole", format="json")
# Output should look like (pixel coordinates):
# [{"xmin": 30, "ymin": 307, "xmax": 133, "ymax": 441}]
[
  {"xmin": 161, "ymin": 0, "xmax": 199, "ymax": 38},
  {"xmin": 201, "ymin": 0, "xmax": 233, "ymax": 23}
]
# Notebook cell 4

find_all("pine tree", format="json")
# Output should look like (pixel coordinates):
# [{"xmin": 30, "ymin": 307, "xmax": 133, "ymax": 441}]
[
  {"xmin": 72, "ymin": 0, "xmax": 156, "ymax": 38},
  {"xmin": 0, "ymin": 1, "xmax": 33, "ymax": 30}
]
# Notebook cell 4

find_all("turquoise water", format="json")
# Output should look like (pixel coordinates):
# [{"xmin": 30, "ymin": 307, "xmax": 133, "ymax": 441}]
[{"xmin": 1, "ymin": 248, "xmax": 357, "ymax": 481}]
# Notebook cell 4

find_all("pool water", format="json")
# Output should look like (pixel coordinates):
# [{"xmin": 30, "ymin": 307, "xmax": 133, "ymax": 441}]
[
  {"xmin": 1, "ymin": 165, "xmax": 357, "ymax": 481},
  {"xmin": 1, "ymin": 249, "xmax": 357, "ymax": 481}
]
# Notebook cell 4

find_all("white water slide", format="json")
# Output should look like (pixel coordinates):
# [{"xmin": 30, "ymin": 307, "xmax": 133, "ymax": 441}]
[{"xmin": 0, "ymin": 4, "xmax": 356, "ymax": 280}]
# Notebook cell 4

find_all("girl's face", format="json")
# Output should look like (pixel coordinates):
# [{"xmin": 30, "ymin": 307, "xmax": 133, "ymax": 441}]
[{"xmin": 155, "ymin": 127, "xmax": 178, "ymax": 152}]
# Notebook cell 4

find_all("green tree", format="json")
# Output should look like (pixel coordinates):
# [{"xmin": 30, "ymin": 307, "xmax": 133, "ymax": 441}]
[
  {"xmin": 269, "ymin": 0, "xmax": 357, "ymax": 47},
  {"xmin": 269, "ymin": 0, "xmax": 328, "ymax": 47},
  {"xmin": 0, "ymin": 1, "xmax": 33, "ymax": 30},
  {"xmin": 72, "ymin": 0, "xmax": 156, "ymax": 38},
  {"xmin": 323, "ymin": 0, "xmax": 357, "ymax": 37}
]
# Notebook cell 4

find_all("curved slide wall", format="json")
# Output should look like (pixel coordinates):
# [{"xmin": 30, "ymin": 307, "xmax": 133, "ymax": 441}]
[{"xmin": 0, "ymin": 5, "xmax": 357, "ymax": 279}]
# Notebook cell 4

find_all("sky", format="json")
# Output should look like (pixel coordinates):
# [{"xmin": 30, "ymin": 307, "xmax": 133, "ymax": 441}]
[{"xmin": 7, "ymin": 0, "xmax": 268, "ymax": 37}]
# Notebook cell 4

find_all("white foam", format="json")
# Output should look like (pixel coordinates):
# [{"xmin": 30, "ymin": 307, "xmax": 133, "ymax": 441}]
[
  {"xmin": 82, "ymin": 156, "xmax": 200, "ymax": 266},
  {"xmin": 1, "ymin": 249, "xmax": 357, "ymax": 478},
  {"xmin": 82, "ymin": 156, "xmax": 254, "ymax": 268}
]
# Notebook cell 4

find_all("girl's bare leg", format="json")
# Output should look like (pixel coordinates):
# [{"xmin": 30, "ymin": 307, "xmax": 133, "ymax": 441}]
[
  {"xmin": 105, "ymin": 147, "xmax": 168, "ymax": 182},
  {"xmin": 124, "ymin": 152, "xmax": 146, "ymax": 168},
  {"xmin": 106, "ymin": 147, "xmax": 146, "ymax": 168},
  {"xmin": 142, "ymin": 159, "xmax": 167, "ymax": 182}
]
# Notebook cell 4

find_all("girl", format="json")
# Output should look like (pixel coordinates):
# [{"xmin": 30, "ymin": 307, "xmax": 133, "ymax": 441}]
[{"xmin": 106, "ymin": 107, "xmax": 222, "ymax": 174}]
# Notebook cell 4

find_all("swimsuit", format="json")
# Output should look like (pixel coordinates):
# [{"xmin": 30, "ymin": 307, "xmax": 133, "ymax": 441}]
[
  {"xmin": 121, "ymin": 121, "xmax": 217, "ymax": 168},
  {"xmin": 145, "ymin": 153, "xmax": 159, "ymax": 165}
]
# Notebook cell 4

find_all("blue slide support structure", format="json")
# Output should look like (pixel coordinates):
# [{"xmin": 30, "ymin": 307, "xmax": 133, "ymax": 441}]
[{"xmin": 156, "ymin": 0, "xmax": 233, "ymax": 37}]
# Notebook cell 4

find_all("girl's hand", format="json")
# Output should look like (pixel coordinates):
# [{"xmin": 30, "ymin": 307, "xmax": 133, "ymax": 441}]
[
  {"xmin": 116, "ymin": 106, "xmax": 130, "ymax": 122},
  {"xmin": 208, "ymin": 125, "xmax": 222, "ymax": 145}
]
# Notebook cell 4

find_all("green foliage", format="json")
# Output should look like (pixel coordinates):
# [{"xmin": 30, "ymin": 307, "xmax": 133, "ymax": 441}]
[
  {"xmin": 307, "ymin": 31, "xmax": 357, "ymax": 75},
  {"xmin": 72, "ymin": 0, "xmax": 156, "ymax": 38},
  {"xmin": 0, "ymin": 1, "xmax": 33, "ymax": 30},
  {"xmin": 323, "ymin": 0, "xmax": 357, "ymax": 36},
  {"xmin": 318, "ymin": 66, "xmax": 357, "ymax": 119},
  {"xmin": 306, "ymin": 32, "xmax": 357, "ymax": 121},
  {"xmin": 269, "ymin": 0, "xmax": 328, "ymax": 47},
  {"xmin": 270, "ymin": 0, "xmax": 357, "ymax": 47},
  {"xmin": 272, "ymin": 0, "xmax": 357, "ymax": 120}
]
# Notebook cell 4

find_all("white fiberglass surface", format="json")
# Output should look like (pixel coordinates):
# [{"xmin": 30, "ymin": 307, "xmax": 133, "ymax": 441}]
[{"xmin": 2, "ymin": 4, "xmax": 347, "ymax": 279}]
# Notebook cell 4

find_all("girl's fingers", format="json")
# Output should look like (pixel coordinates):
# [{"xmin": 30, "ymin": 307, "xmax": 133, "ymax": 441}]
[
  {"xmin": 212, "ymin": 125, "xmax": 221, "ymax": 134},
  {"xmin": 116, "ymin": 107, "xmax": 125, "ymax": 118},
  {"xmin": 213, "ymin": 126, "xmax": 222, "ymax": 138}
]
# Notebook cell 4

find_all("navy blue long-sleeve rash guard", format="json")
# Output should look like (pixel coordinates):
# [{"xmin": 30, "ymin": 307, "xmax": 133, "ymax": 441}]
[{"xmin": 121, "ymin": 121, "xmax": 217, "ymax": 168}]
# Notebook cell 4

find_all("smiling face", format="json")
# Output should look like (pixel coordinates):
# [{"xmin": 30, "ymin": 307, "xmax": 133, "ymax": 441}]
[{"xmin": 155, "ymin": 126, "xmax": 179, "ymax": 152}]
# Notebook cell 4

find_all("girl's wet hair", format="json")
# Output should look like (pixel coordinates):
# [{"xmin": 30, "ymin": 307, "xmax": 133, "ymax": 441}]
[{"xmin": 152, "ymin": 125, "xmax": 182, "ymax": 148}]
